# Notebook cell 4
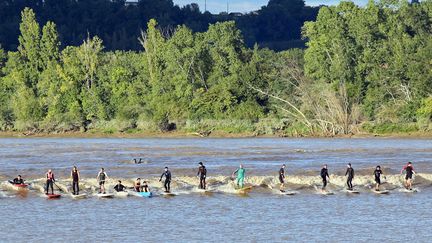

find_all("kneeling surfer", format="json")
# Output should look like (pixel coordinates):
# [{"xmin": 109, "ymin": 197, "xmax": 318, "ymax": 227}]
[
  {"xmin": 10, "ymin": 175, "xmax": 24, "ymax": 185},
  {"xmin": 114, "ymin": 180, "xmax": 126, "ymax": 192},
  {"xmin": 134, "ymin": 178, "xmax": 142, "ymax": 192},
  {"xmin": 142, "ymin": 180, "xmax": 150, "ymax": 193}
]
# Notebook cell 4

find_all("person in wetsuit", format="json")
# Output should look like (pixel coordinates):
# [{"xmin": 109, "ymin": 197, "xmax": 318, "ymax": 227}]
[
  {"xmin": 320, "ymin": 164, "xmax": 330, "ymax": 191},
  {"xmin": 279, "ymin": 164, "xmax": 286, "ymax": 192},
  {"xmin": 114, "ymin": 180, "xmax": 126, "ymax": 192},
  {"xmin": 71, "ymin": 166, "xmax": 80, "ymax": 195},
  {"xmin": 197, "ymin": 162, "xmax": 207, "ymax": 190},
  {"xmin": 374, "ymin": 165, "xmax": 384, "ymax": 191},
  {"xmin": 232, "ymin": 164, "xmax": 246, "ymax": 189},
  {"xmin": 159, "ymin": 167, "xmax": 172, "ymax": 192},
  {"xmin": 345, "ymin": 163, "xmax": 354, "ymax": 190},
  {"xmin": 134, "ymin": 178, "xmax": 142, "ymax": 192},
  {"xmin": 401, "ymin": 162, "xmax": 416, "ymax": 190},
  {"xmin": 11, "ymin": 175, "xmax": 24, "ymax": 184},
  {"xmin": 46, "ymin": 169, "xmax": 55, "ymax": 195},
  {"xmin": 97, "ymin": 168, "xmax": 108, "ymax": 194}
]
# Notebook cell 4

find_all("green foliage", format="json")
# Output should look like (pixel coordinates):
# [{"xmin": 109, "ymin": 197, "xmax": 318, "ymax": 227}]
[{"xmin": 1, "ymin": 4, "xmax": 431, "ymax": 136}]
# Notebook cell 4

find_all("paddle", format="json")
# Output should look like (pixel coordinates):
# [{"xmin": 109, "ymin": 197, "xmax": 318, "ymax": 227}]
[{"xmin": 53, "ymin": 182, "xmax": 64, "ymax": 192}]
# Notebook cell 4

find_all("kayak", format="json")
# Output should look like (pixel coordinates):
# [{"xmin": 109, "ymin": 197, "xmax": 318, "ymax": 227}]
[
  {"xmin": 137, "ymin": 192, "xmax": 152, "ymax": 198},
  {"xmin": 46, "ymin": 194, "xmax": 61, "ymax": 199}
]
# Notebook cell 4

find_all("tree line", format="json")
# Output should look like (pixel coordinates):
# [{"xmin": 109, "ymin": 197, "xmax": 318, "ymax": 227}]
[
  {"xmin": 0, "ymin": 0, "xmax": 318, "ymax": 51},
  {"xmin": 0, "ymin": 1, "xmax": 431, "ymax": 136}
]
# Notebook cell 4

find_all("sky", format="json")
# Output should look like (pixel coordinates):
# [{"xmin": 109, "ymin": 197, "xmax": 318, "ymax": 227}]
[{"xmin": 172, "ymin": 0, "xmax": 369, "ymax": 13}]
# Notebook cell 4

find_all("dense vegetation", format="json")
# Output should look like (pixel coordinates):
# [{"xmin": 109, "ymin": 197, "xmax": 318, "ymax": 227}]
[
  {"xmin": 0, "ymin": 0, "xmax": 318, "ymax": 51},
  {"xmin": 0, "ymin": 1, "xmax": 431, "ymax": 136}
]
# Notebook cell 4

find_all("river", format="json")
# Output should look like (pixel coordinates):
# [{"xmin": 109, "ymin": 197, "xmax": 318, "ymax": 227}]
[{"xmin": 0, "ymin": 137, "xmax": 431, "ymax": 242}]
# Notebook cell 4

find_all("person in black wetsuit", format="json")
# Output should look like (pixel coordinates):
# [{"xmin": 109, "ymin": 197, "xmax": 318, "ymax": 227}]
[
  {"xmin": 159, "ymin": 167, "xmax": 172, "ymax": 192},
  {"xmin": 320, "ymin": 164, "xmax": 330, "ymax": 191},
  {"xmin": 400, "ymin": 162, "xmax": 416, "ymax": 190},
  {"xmin": 345, "ymin": 163, "xmax": 354, "ymax": 190},
  {"xmin": 11, "ymin": 175, "xmax": 24, "ymax": 184},
  {"xmin": 71, "ymin": 166, "xmax": 80, "ymax": 195},
  {"xmin": 279, "ymin": 164, "xmax": 286, "ymax": 192},
  {"xmin": 114, "ymin": 180, "xmax": 126, "ymax": 192},
  {"xmin": 374, "ymin": 165, "xmax": 384, "ymax": 191},
  {"xmin": 197, "ymin": 162, "xmax": 207, "ymax": 190}
]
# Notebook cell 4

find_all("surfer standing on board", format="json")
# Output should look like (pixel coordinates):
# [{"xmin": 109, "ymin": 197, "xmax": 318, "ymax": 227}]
[
  {"xmin": 71, "ymin": 166, "xmax": 80, "ymax": 195},
  {"xmin": 345, "ymin": 163, "xmax": 354, "ymax": 190},
  {"xmin": 373, "ymin": 165, "xmax": 384, "ymax": 191},
  {"xmin": 197, "ymin": 162, "xmax": 207, "ymax": 190},
  {"xmin": 232, "ymin": 164, "xmax": 246, "ymax": 189},
  {"xmin": 279, "ymin": 164, "xmax": 286, "ymax": 192},
  {"xmin": 97, "ymin": 168, "xmax": 108, "ymax": 194},
  {"xmin": 159, "ymin": 167, "xmax": 172, "ymax": 193},
  {"xmin": 401, "ymin": 162, "xmax": 416, "ymax": 190},
  {"xmin": 45, "ymin": 169, "xmax": 55, "ymax": 195},
  {"xmin": 320, "ymin": 164, "xmax": 330, "ymax": 192}
]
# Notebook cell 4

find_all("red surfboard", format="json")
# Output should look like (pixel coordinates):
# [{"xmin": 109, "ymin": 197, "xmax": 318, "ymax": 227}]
[
  {"xmin": 46, "ymin": 194, "xmax": 61, "ymax": 199},
  {"xmin": 8, "ymin": 181, "xmax": 29, "ymax": 189},
  {"xmin": 13, "ymin": 184, "xmax": 28, "ymax": 188}
]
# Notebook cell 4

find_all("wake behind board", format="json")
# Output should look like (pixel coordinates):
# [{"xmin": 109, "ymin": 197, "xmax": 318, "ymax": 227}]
[
  {"xmin": 236, "ymin": 186, "xmax": 253, "ymax": 193},
  {"xmin": 373, "ymin": 190, "xmax": 389, "ymax": 194},
  {"xmin": 278, "ymin": 190, "xmax": 298, "ymax": 195},
  {"xmin": 162, "ymin": 191, "xmax": 176, "ymax": 197},
  {"xmin": 97, "ymin": 193, "xmax": 114, "ymax": 198},
  {"xmin": 320, "ymin": 190, "xmax": 334, "ymax": 195},
  {"xmin": 402, "ymin": 188, "xmax": 418, "ymax": 193},
  {"xmin": 71, "ymin": 193, "xmax": 87, "ymax": 199},
  {"xmin": 46, "ymin": 194, "xmax": 61, "ymax": 199}
]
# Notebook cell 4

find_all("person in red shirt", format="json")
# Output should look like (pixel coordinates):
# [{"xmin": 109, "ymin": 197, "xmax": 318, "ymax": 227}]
[{"xmin": 400, "ymin": 162, "xmax": 416, "ymax": 190}]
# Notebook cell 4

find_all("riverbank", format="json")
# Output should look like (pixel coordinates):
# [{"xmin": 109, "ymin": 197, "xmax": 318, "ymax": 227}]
[{"xmin": 1, "ymin": 130, "xmax": 431, "ymax": 139}]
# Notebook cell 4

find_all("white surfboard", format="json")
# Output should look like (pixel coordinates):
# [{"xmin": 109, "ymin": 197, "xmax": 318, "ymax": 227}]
[
  {"xmin": 373, "ymin": 190, "xmax": 389, "ymax": 194},
  {"xmin": 96, "ymin": 193, "xmax": 114, "ymax": 198},
  {"xmin": 162, "ymin": 192, "xmax": 177, "ymax": 197},
  {"xmin": 71, "ymin": 193, "xmax": 87, "ymax": 199},
  {"xmin": 320, "ymin": 190, "xmax": 334, "ymax": 195},
  {"xmin": 278, "ymin": 190, "xmax": 298, "ymax": 195},
  {"xmin": 114, "ymin": 191, "xmax": 129, "ymax": 197},
  {"xmin": 346, "ymin": 189, "xmax": 360, "ymax": 194}
]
